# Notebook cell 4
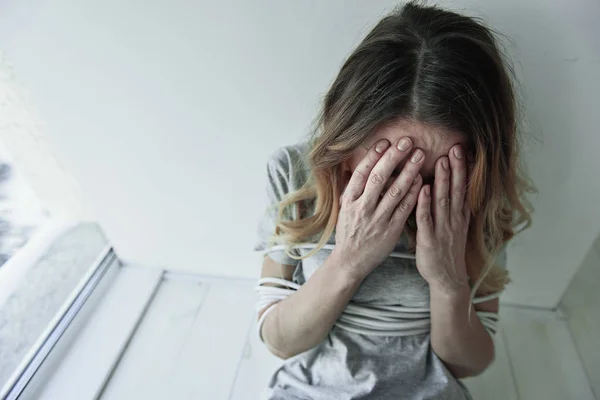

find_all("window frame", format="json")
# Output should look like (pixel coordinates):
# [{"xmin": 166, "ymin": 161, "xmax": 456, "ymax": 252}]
[{"xmin": 0, "ymin": 245, "xmax": 119, "ymax": 400}]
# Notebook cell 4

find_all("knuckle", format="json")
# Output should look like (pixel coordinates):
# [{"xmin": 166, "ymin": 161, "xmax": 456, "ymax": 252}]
[
  {"xmin": 438, "ymin": 174, "xmax": 450, "ymax": 184},
  {"xmin": 439, "ymin": 197, "xmax": 451, "ymax": 208},
  {"xmin": 370, "ymin": 173, "xmax": 384, "ymax": 185},
  {"xmin": 383, "ymin": 148, "xmax": 396, "ymax": 160},
  {"xmin": 419, "ymin": 213, "xmax": 432, "ymax": 225},
  {"xmin": 353, "ymin": 169, "xmax": 366, "ymax": 180},
  {"xmin": 387, "ymin": 183, "xmax": 404, "ymax": 198},
  {"xmin": 397, "ymin": 199, "xmax": 413, "ymax": 213},
  {"xmin": 383, "ymin": 149, "xmax": 400, "ymax": 166}
]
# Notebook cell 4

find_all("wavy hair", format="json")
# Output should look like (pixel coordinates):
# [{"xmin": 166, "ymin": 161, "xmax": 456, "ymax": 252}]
[{"xmin": 273, "ymin": 2, "xmax": 533, "ymax": 295}]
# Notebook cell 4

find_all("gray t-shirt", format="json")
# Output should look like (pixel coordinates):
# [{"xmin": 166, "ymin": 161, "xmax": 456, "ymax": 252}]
[{"xmin": 256, "ymin": 143, "xmax": 477, "ymax": 400}]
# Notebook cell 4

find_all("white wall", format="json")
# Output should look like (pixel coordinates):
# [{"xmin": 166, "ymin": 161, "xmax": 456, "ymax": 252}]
[
  {"xmin": 561, "ymin": 234, "xmax": 600, "ymax": 397},
  {"xmin": 0, "ymin": 0, "xmax": 598, "ymax": 307}
]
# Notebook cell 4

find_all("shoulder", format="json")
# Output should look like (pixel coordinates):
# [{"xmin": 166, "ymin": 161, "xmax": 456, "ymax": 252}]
[
  {"xmin": 266, "ymin": 143, "xmax": 310, "ymax": 173},
  {"xmin": 265, "ymin": 143, "xmax": 311, "ymax": 190}
]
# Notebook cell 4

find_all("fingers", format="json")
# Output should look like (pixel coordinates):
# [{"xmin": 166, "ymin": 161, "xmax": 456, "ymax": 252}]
[
  {"xmin": 390, "ymin": 173, "xmax": 423, "ymax": 226},
  {"xmin": 362, "ymin": 137, "xmax": 415, "ymax": 206},
  {"xmin": 463, "ymin": 201, "xmax": 472, "ymax": 226},
  {"xmin": 343, "ymin": 139, "xmax": 389, "ymax": 201},
  {"xmin": 378, "ymin": 148, "xmax": 425, "ymax": 217},
  {"xmin": 449, "ymin": 144, "xmax": 467, "ymax": 216},
  {"xmin": 463, "ymin": 157, "xmax": 473, "ymax": 220},
  {"xmin": 433, "ymin": 156, "xmax": 450, "ymax": 226},
  {"xmin": 416, "ymin": 185, "xmax": 434, "ymax": 243}
]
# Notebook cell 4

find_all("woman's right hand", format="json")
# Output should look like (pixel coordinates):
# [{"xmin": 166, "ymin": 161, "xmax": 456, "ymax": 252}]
[{"xmin": 334, "ymin": 138, "xmax": 425, "ymax": 279}]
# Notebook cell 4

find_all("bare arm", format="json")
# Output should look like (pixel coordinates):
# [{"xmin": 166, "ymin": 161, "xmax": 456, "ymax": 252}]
[
  {"xmin": 429, "ymin": 287, "xmax": 497, "ymax": 378},
  {"xmin": 259, "ymin": 254, "xmax": 364, "ymax": 359},
  {"xmin": 258, "ymin": 137, "xmax": 425, "ymax": 359},
  {"xmin": 415, "ymin": 144, "xmax": 497, "ymax": 378}
]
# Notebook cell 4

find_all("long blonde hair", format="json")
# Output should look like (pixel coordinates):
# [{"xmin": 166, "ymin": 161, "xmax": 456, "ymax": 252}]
[{"xmin": 272, "ymin": 2, "xmax": 533, "ymax": 295}]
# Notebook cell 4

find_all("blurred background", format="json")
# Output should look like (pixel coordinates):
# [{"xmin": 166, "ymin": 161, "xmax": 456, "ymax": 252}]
[{"xmin": 0, "ymin": 0, "xmax": 598, "ymax": 399}]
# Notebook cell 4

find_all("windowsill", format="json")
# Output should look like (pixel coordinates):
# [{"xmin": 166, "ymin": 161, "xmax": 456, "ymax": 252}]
[{"xmin": 0, "ymin": 220, "xmax": 108, "ymax": 388}]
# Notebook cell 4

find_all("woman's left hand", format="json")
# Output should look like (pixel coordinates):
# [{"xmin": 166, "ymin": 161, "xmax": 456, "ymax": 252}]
[{"xmin": 415, "ymin": 144, "xmax": 470, "ymax": 294}]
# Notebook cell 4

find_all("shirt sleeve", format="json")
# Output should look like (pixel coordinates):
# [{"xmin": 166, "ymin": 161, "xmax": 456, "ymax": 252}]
[{"xmin": 254, "ymin": 147, "xmax": 301, "ymax": 266}]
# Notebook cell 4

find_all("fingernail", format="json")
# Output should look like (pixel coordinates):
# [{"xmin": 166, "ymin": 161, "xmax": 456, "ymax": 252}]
[
  {"xmin": 454, "ymin": 145, "xmax": 464, "ymax": 159},
  {"xmin": 410, "ymin": 149, "xmax": 423, "ymax": 163},
  {"xmin": 424, "ymin": 185, "xmax": 430, "ymax": 196},
  {"xmin": 375, "ymin": 140, "xmax": 389, "ymax": 153},
  {"xmin": 441, "ymin": 157, "xmax": 449, "ymax": 170},
  {"xmin": 397, "ymin": 138, "xmax": 412, "ymax": 151}
]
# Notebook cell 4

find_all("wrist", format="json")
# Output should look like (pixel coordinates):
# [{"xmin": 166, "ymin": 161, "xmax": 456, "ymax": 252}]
[
  {"xmin": 327, "ymin": 248, "xmax": 368, "ymax": 284},
  {"xmin": 426, "ymin": 261, "xmax": 469, "ymax": 295},
  {"xmin": 428, "ymin": 276, "xmax": 471, "ymax": 302}
]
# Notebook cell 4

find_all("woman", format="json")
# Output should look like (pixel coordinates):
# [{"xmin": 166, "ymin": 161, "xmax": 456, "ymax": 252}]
[{"xmin": 255, "ymin": 2, "xmax": 532, "ymax": 399}]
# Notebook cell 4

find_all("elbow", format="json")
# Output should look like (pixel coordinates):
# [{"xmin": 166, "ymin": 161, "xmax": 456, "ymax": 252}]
[
  {"xmin": 479, "ymin": 352, "xmax": 496, "ymax": 376},
  {"xmin": 265, "ymin": 343, "xmax": 300, "ymax": 360},
  {"xmin": 453, "ymin": 364, "xmax": 490, "ymax": 379},
  {"xmin": 269, "ymin": 348, "xmax": 290, "ymax": 359},
  {"xmin": 454, "ymin": 366, "xmax": 487, "ymax": 379},
  {"xmin": 454, "ymin": 347, "xmax": 495, "ymax": 379},
  {"xmin": 473, "ymin": 338, "xmax": 496, "ymax": 376},
  {"xmin": 259, "ymin": 317, "xmax": 298, "ymax": 360},
  {"xmin": 267, "ymin": 344, "xmax": 292, "ymax": 360},
  {"xmin": 260, "ymin": 323, "xmax": 300, "ymax": 360}
]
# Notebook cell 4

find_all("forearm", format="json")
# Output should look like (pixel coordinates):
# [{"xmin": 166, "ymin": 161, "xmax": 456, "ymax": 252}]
[
  {"xmin": 261, "ymin": 250, "xmax": 364, "ymax": 359},
  {"xmin": 429, "ymin": 285, "xmax": 495, "ymax": 378}
]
